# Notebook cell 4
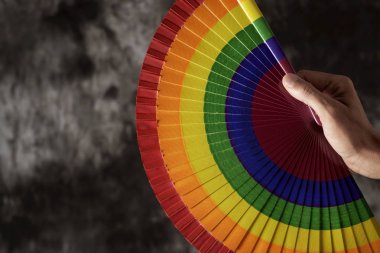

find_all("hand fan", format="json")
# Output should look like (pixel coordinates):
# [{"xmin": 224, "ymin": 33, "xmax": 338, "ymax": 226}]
[{"xmin": 136, "ymin": 0, "xmax": 380, "ymax": 252}]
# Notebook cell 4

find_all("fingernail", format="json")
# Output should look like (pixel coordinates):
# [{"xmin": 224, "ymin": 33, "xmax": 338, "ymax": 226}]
[{"xmin": 283, "ymin": 73, "xmax": 299, "ymax": 88}]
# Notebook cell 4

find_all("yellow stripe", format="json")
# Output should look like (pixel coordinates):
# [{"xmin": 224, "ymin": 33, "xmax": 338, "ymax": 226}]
[{"xmin": 238, "ymin": 0, "xmax": 263, "ymax": 22}]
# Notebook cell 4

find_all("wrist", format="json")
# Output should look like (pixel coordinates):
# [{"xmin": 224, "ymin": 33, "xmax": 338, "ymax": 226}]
[{"xmin": 346, "ymin": 129, "xmax": 380, "ymax": 179}]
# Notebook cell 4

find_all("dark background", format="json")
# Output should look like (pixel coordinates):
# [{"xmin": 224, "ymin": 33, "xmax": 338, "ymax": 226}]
[{"xmin": 0, "ymin": 0, "xmax": 379, "ymax": 252}]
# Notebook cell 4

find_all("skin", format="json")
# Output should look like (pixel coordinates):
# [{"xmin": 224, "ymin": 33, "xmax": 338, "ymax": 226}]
[{"xmin": 282, "ymin": 70, "xmax": 380, "ymax": 179}]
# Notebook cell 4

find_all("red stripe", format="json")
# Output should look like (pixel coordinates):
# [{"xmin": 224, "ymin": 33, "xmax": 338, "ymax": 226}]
[{"xmin": 136, "ymin": 1, "xmax": 231, "ymax": 252}]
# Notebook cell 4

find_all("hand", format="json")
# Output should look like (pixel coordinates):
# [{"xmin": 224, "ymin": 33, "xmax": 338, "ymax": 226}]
[{"xmin": 282, "ymin": 70, "xmax": 380, "ymax": 179}]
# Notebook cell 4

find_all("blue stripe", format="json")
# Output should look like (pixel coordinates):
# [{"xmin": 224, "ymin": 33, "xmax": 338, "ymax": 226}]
[{"xmin": 223, "ymin": 38, "xmax": 362, "ymax": 207}]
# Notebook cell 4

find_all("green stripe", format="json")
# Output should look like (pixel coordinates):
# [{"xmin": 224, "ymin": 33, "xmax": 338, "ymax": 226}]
[{"xmin": 203, "ymin": 18, "xmax": 373, "ymax": 230}]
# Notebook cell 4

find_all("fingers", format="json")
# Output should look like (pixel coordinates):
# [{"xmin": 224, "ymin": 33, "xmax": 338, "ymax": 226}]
[
  {"xmin": 298, "ymin": 70, "xmax": 353, "ymax": 91},
  {"xmin": 299, "ymin": 70, "xmax": 359, "ymax": 108},
  {"xmin": 297, "ymin": 70, "xmax": 335, "ymax": 89},
  {"xmin": 282, "ymin": 73, "xmax": 329, "ymax": 117}
]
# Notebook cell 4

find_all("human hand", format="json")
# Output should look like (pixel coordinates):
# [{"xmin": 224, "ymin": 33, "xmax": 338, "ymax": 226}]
[{"xmin": 282, "ymin": 70, "xmax": 380, "ymax": 179}]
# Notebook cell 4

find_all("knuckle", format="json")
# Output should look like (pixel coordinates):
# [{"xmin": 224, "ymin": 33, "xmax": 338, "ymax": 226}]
[{"xmin": 338, "ymin": 75, "xmax": 353, "ymax": 85}]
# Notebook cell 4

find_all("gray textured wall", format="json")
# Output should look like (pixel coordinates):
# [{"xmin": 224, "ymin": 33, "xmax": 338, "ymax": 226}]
[{"xmin": 0, "ymin": 0, "xmax": 378, "ymax": 252}]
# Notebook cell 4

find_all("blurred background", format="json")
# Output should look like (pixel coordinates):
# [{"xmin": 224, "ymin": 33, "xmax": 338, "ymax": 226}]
[{"xmin": 0, "ymin": 0, "xmax": 379, "ymax": 252}]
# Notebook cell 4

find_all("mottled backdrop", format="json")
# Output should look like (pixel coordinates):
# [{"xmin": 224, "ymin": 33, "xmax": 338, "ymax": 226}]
[{"xmin": 0, "ymin": 0, "xmax": 379, "ymax": 252}]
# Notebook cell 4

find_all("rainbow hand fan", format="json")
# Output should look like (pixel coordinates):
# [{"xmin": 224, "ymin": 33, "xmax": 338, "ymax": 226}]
[{"xmin": 136, "ymin": 0, "xmax": 380, "ymax": 252}]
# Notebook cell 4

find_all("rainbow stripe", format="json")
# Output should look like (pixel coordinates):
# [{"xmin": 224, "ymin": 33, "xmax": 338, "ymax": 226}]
[{"xmin": 137, "ymin": 0, "xmax": 380, "ymax": 252}]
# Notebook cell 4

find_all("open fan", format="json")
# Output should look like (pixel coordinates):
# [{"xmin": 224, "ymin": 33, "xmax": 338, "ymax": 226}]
[{"xmin": 136, "ymin": 0, "xmax": 380, "ymax": 252}]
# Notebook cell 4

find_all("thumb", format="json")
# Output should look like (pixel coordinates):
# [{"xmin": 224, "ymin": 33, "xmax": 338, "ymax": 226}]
[{"xmin": 282, "ymin": 73, "xmax": 328, "ymax": 117}]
